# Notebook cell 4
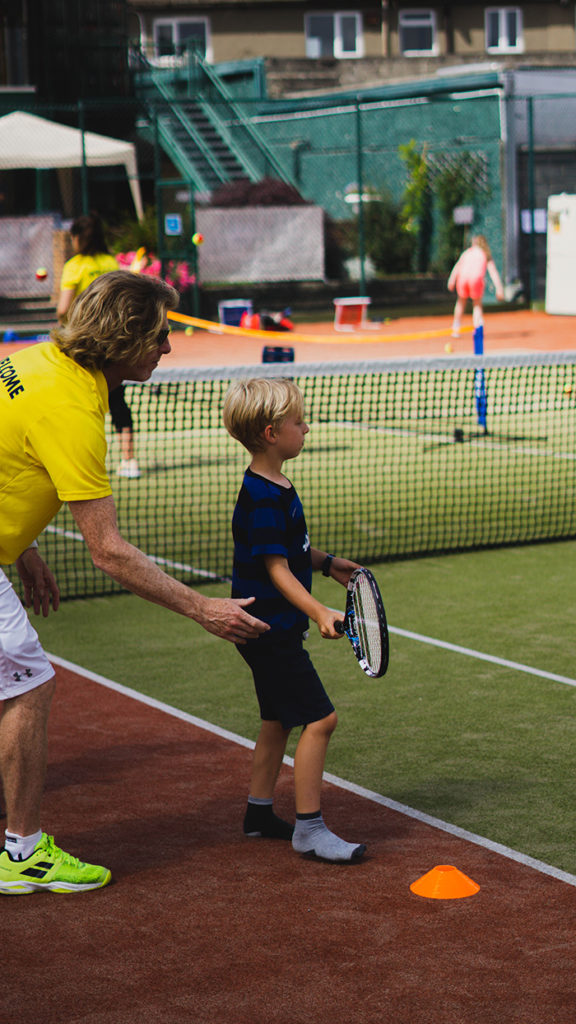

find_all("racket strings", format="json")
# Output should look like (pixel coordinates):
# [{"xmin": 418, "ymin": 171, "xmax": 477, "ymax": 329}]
[{"xmin": 352, "ymin": 578, "xmax": 383, "ymax": 675}]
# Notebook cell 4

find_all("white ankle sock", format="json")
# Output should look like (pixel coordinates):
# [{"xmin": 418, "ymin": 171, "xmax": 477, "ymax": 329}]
[
  {"xmin": 292, "ymin": 814, "xmax": 366, "ymax": 862},
  {"xmin": 4, "ymin": 829, "xmax": 43, "ymax": 861}
]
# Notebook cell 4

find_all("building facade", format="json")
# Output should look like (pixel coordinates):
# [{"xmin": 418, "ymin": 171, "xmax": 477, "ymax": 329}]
[
  {"xmin": 128, "ymin": 2, "xmax": 576, "ymax": 94},
  {"xmin": 3, "ymin": 3, "xmax": 576, "ymax": 99}
]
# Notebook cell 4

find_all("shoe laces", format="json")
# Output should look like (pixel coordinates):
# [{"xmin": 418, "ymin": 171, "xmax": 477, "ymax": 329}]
[{"xmin": 40, "ymin": 834, "xmax": 83, "ymax": 867}]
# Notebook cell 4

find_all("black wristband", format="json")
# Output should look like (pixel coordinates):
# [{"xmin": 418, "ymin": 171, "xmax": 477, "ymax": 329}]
[{"xmin": 321, "ymin": 554, "xmax": 334, "ymax": 577}]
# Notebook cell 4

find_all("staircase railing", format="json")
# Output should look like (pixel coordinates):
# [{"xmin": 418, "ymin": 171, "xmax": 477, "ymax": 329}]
[
  {"xmin": 133, "ymin": 47, "xmax": 293, "ymax": 188},
  {"xmin": 187, "ymin": 52, "xmax": 292, "ymax": 184},
  {"xmin": 148, "ymin": 69, "xmax": 228, "ymax": 189}
]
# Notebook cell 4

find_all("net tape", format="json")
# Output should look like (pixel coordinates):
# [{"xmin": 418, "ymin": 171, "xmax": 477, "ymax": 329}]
[{"xmin": 8, "ymin": 352, "xmax": 576, "ymax": 600}]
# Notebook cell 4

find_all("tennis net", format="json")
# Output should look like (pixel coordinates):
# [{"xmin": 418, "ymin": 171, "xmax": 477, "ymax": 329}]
[{"xmin": 9, "ymin": 351, "xmax": 576, "ymax": 600}]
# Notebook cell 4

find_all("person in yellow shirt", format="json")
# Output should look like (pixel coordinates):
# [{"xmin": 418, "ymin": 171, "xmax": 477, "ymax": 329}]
[
  {"xmin": 57, "ymin": 212, "xmax": 118, "ymax": 309},
  {"xmin": 57, "ymin": 212, "xmax": 141, "ymax": 479},
  {"xmin": 0, "ymin": 270, "xmax": 268, "ymax": 895}
]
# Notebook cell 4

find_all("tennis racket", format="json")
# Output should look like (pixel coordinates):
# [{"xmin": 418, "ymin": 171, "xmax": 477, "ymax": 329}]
[{"xmin": 335, "ymin": 568, "xmax": 389, "ymax": 678}]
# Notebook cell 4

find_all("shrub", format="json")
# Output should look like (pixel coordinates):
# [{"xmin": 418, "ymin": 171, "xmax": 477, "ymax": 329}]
[
  {"xmin": 363, "ymin": 188, "xmax": 415, "ymax": 275},
  {"xmin": 208, "ymin": 177, "xmax": 308, "ymax": 207}
]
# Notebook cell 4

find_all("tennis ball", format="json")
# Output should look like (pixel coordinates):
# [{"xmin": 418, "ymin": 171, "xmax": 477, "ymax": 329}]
[
  {"xmin": 185, "ymin": 326, "xmax": 194, "ymax": 336},
  {"xmin": 192, "ymin": 232, "xmax": 204, "ymax": 246},
  {"xmin": 444, "ymin": 342, "xmax": 453, "ymax": 353},
  {"xmin": 35, "ymin": 267, "xmax": 48, "ymax": 280},
  {"xmin": 564, "ymin": 383, "xmax": 572, "ymax": 395}
]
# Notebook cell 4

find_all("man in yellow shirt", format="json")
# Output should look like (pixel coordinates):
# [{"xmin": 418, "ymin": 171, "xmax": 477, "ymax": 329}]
[{"xmin": 0, "ymin": 270, "xmax": 268, "ymax": 895}]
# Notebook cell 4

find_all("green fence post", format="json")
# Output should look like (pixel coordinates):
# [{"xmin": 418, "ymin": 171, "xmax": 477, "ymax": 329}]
[
  {"xmin": 35, "ymin": 169, "xmax": 48, "ymax": 212},
  {"xmin": 188, "ymin": 183, "xmax": 200, "ymax": 318},
  {"xmin": 78, "ymin": 101, "xmax": 89, "ymax": 215},
  {"xmin": 153, "ymin": 110, "xmax": 167, "ymax": 280},
  {"xmin": 355, "ymin": 98, "xmax": 367, "ymax": 297}
]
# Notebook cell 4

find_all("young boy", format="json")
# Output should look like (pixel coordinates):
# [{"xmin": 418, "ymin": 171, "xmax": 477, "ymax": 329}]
[{"xmin": 223, "ymin": 377, "xmax": 366, "ymax": 864}]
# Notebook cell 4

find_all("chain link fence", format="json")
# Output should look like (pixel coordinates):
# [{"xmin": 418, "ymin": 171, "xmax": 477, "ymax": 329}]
[{"xmin": 0, "ymin": 85, "xmax": 574, "ymax": 312}]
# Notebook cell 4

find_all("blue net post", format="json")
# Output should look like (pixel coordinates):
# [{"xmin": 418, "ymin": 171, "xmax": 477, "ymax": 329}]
[{"xmin": 473, "ymin": 325, "xmax": 487, "ymax": 432}]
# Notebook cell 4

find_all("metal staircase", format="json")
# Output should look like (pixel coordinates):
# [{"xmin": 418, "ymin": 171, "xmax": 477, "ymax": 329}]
[{"xmin": 133, "ymin": 52, "xmax": 293, "ymax": 195}]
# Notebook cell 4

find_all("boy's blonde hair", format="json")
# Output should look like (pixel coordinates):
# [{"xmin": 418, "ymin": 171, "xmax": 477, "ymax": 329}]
[{"xmin": 223, "ymin": 377, "xmax": 305, "ymax": 453}]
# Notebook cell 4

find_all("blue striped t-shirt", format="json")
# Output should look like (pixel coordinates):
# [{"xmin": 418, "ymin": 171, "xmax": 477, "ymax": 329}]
[{"xmin": 231, "ymin": 467, "xmax": 312, "ymax": 632}]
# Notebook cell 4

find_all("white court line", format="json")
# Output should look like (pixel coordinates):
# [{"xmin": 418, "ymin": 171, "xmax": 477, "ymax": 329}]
[
  {"xmin": 48, "ymin": 651, "xmax": 576, "ymax": 889},
  {"xmin": 326, "ymin": 611, "xmax": 576, "ymax": 689},
  {"xmin": 389, "ymin": 625, "xmax": 576, "ymax": 688}
]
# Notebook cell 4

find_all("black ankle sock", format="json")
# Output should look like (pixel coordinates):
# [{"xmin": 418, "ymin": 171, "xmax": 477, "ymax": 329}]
[{"xmin": 243, "ymin": 801, "xmax": 294, "ymax": 840}]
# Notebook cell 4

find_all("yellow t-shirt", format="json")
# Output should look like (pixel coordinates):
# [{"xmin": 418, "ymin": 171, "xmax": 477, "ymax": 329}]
[
  {"xmin": 0, "ymin": 342, "xmax": 112, "ymax": 564},
  {"xmin": 60, "ymin": 252, "xmax": 118, "ymax": 296}
]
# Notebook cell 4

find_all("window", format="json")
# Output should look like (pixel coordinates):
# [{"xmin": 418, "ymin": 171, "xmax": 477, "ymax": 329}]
[
  {"xmin": 153, "ymin": 18, "xmax": 212, "ymax": 64},
  {"xmin": 485, "ymin": 8, "xmax": 524, "ymax": 54},
  {"xmin": 305, "ymin": 12, "xmax": 364, "ymax": 59},
  {"xmin": 399, "ymin": 10, "xmax": 438, "ymax": 56}
]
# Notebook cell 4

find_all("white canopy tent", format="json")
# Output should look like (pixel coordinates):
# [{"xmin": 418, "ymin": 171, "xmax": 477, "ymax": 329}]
[{"xmin": 0, "ymin": 110, "xmax": 144, "ymax": 220}]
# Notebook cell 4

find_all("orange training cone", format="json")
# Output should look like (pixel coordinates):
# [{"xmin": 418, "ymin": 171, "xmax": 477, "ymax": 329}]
[{"xmin": 410, "ymin": 864, "xmax": 480, "ymax": 900}]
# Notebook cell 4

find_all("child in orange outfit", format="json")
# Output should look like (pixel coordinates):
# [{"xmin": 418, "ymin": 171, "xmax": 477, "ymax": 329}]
[{"xmin": 448, "ymin": 235, "xmax": 504, "ymax": 338}]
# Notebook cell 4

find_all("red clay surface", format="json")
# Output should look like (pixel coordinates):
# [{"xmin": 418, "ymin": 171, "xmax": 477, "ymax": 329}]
[
  {"xmin": 3, "ymin": 664, "xmax": 576, "ymax": 1024},
  {"xmin": 3, "ymin": 308, "xmax": 576, "ymax": 367},
  {"xmin": 158, "ymin": 308, "xmax": 576, "ymax": 367}
]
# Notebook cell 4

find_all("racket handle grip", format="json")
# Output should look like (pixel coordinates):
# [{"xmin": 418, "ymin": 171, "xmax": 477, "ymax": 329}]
[{"xmin": 335, "ymin": 620, "xmax": 345, "ymax": 634}]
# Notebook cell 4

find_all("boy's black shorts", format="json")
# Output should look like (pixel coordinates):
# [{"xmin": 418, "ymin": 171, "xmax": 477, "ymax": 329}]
[{"xmin": 237, "ymin": 627, "xmax": 335, "ymax": 730}]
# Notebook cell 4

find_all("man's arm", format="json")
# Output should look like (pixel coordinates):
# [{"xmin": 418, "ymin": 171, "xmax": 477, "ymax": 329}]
[{"xmin": 68, "ymin": 495, "xmax": 268, "ymax": 644}]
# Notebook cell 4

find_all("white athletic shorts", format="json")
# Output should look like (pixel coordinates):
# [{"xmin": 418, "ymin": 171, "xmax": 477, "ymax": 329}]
[{"xmin": 0, "ymin": 568, "xmax": 55, "ymax": 700}]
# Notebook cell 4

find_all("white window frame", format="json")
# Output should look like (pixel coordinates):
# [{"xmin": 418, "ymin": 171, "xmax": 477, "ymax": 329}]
[
  {"xmin": 152, "ymin": 17, "xmax": 213, "ymax": 66},
  {"xmin": 485, "ymin": 7, "xmax": 524, "ymax": 55},
  {"xmin": 398, "ymin": 9, "xmax": 438, "ymax": 57},
  {"xmin": 305, "ymin": 12, "xmax": 365, "ymax": 60}
]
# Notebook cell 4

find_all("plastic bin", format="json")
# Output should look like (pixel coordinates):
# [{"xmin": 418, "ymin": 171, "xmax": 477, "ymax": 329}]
[
  {"xmin": 218, "ymin": 299, "xmax": 253, "ymax": 327},
  {"xmin": 262, "ymin": 346, "xmax": 295, "ymax": 363},
  {"xmin": 333, "ymin": 296, "xmax": 371, "ymax": 331}
]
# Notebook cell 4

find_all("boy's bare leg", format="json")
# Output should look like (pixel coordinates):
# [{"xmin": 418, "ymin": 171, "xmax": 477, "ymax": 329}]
[
  {"xmin": 292, "ymin": 712, "xmax": 366, "ymax": 863},
  {"xmin": 244, "ymin": 720, "xmax": 294, "ymax": 839},
  {"xmin": 293, "ymin": 712, "xmax": 337, "ymax": 813},
  {"xmin": 250, "ymin": 720, "xmax": 291, "ymax": 799},
  {"xmin": 0, "ymin": 678, "xmax": 55, "ymax": 837}
]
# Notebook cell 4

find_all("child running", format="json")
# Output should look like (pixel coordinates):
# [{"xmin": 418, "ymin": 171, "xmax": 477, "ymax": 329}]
[
  {"xmin": 447, "ymin": 234, "xmax": 504, "ymax": 338},
  {"xmin": 223, "ymin": 377, "xmax": 366, "ymax": 864}
]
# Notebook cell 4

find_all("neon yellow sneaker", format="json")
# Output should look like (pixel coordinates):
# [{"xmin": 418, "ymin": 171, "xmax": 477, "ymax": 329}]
[{"xmin": 0, "ymin": 833, "xmax": 112, "ymax": 895}]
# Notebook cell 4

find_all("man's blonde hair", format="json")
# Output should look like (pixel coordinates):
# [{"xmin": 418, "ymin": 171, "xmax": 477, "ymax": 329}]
[
  {"xmin": 223, "ymin": 377, "xmax": 305, "ymax": 453},
  {"xmin": 51, "ymin": 270, "xmax": 179, "ymax": 370}
]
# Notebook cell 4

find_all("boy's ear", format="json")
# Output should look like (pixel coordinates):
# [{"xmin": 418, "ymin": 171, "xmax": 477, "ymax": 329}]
[{"xmin": 262, "ymin": 423, "xmax": 277, "ymax": 444}]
